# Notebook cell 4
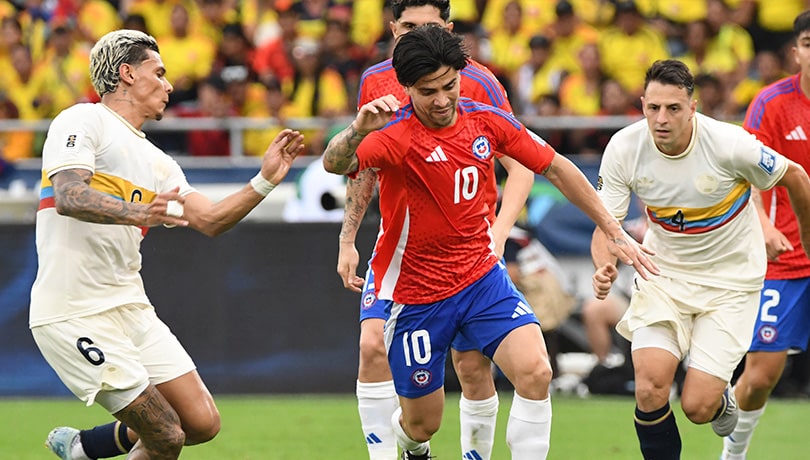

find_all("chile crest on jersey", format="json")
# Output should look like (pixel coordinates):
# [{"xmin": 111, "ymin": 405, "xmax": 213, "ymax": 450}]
[{"xmin": 472, "ymin": 136, "xmax": 492, "ymax": 160}]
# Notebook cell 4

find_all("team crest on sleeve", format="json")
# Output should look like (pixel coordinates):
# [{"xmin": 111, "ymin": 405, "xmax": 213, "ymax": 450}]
[
  {"xmin": 758, "ymin": 147, "xmax": 777, "ymax": 174},
  {"xmin": 64, "ymin": 132, "xmax": 82, "ymax": 150},
  {"xmin": 596, "ymin": 175, "xmax": 604, "ymax": 191},
  {"xmin": 757, "ymin": 325, "xmax": 777, "ymax": 343},
  {"xmin": 472, "ymin": 136, "xmax": 492, "ymax": 160}
]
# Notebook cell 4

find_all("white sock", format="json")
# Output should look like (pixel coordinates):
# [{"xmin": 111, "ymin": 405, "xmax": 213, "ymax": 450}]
[
  {"xmin": 506, "ymin": 392, "xmax": 552, "ymax": 460},
  {"xmin": 459, "ymin": 394, "xmax": 498, "ymax": 460},
  {"xmin": 391, "ymin": 406, "xmax": 430, "ymax": 456},
  {"xmin": 722, "ymin": 404, "xmax": 767, "ymax": 460},
  {"xmin": 357, "ymin": 380, "xmax": 399, "ymax": 460}
]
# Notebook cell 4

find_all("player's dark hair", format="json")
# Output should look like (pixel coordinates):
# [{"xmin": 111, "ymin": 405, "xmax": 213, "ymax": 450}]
[
  {"xmin": 392, "ymin": 24, "xmax": 468, "ymax": 87},
  {"xmin": 391, "ymin": 0, "xmax": 450, "ymax": 22},
  {"xmin": 794, "ymin": 10, "xmax": 810, "ymax": 39},
  {"xmin": 644, "ymin": 59, "xmax": 694, "ymax": 97}
]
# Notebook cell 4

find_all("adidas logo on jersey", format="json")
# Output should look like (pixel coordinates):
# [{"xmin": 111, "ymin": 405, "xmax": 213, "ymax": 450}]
[
  {"xmin": 785, "ymin": 126, "xmax": 807, "ymax": 140},
  {"xmin": 425, "ymin": 145, "xmax": 448, "ymax": 162},
  {"xmin": 512, "ymin": 301, "xmax": 531, "ymax": 319}
]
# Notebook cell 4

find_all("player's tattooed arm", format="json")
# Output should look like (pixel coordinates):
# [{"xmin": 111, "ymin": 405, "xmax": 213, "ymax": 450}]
[
  {"xmin": 339, "ymin": 169, "xmax": 377, "ymax": 243},
  {"xmin": 51, "ymin": 168, "xmax": 184, "ymax": 227},
  {"xmin": 322, "ymin": 123, "xmax": 364, "ymax": 175}
]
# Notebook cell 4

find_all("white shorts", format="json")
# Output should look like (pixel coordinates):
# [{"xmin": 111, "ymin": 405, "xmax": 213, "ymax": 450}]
[
  {"xmin": 617, "ymin": 275, "xmax": 758, "ymax": 381},
  {"xmin": 31, "ymin": 303, "xmax": 196, "ymax": 413}
]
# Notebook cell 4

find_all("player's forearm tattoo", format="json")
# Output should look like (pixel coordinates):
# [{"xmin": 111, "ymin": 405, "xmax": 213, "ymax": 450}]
[
  {"xmin": 114, "ymin": 385, "xmax": 184, "ymax": 455},
  {"xmin": 52, "ymin": 169, "xmax": 144, "ymax": 225},
  {"xmin": 323, "ymin": 123, "xmax": 365, "ymax": 173},
  {"xmin": 339, "ymin": 169, "xmax": 377, "ymax": 242}
]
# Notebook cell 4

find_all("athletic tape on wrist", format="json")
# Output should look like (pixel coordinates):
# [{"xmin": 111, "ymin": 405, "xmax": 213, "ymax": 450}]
[{"xmin": 250, "ymin": 172, "xmax": 276, "ymax": 197}]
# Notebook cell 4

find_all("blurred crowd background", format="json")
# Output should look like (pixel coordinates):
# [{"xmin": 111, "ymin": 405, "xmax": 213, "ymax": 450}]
[{"xmin": 0, "ymin": 0, "xmax": 805, "ymax": 161}]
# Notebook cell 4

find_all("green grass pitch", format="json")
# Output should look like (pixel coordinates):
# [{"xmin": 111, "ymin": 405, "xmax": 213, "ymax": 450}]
[{"xmin": 2, "ymin": 392, "xmax": 807, "ymax": 459}]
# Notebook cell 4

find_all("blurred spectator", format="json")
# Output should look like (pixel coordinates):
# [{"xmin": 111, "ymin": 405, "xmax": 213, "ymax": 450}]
[
  {"xmin": 0, "ymin": 93, "xmax": 34, "ymax": 161},
  {"xmin": 292, "ymin": 0, "xmax": 333, "ymax": 39},
  {"xmin": 241, "ymin": 77, "xmax": 288, "ymax": 157},
  {"xmin": 17, "ymin": 0, "xmax": 51, "ymax": 62},
  {"xmin": 349, "ymin": 0, "xmax": 385, "ymax": 51},
  {"xmin": 41, "ymin": 25, "xmax": 95, "ymax": 113},
  {"xmin": 196, "ymin": 0, "xmax": 239, "ymax": 46},
  {"xmin": 598, "ymin": 0, "xmax": 668, "ymax": 99},
  {"xmin": 678, "ymin": 20, "xmax": 737, "ymax": 89},
  {"xmin": 5, "ymin": 43, "xmax": 57, "ymax": 119},
  {"xmin": 487, "ymin": 0, "xmax": 533, "ymax": 80},
  {"xmin": 694, "ymin": 72, "xmax": 729, "ymax": 120},
  {"xmin": 0, "ymin": 17, "xmax": 23, "ymax": 89},
  {"xmin": 652, "ymin": 0, "xmax": 706, "ymax": 25},
  {"xmin": 122, "ymin": 13, "xmax": 149, "ymax": 34},
  {"xmin": 320, "ymin": 4, "xmax": 369, "ymax": 108},
  {"xmin": 734, "ymin": 0, "xmax": 805, "ymax": 54},
  {"xmin": 72, "ymin": 0, "xmax": 123, "ymax": 45},
  {"xmin": 158, "ymin": 2, "xmax": 216, "ymax": 106},
  {"xmin": 559, "ymin": 43, "xmax": 603, "ymax": 116},
  {"xmin": 729, "ymin": 50, "xmax": 787, "ymax": 117},
  {"xmin": 481, "ymin": 0, "xmax": 552, "ymax": 38},
  {"xmin": 170, "ymin": 73, "xmax": 236, "ymax": 156},
  {"xmin": 454, "ymin": 19, "xmax": 512, "ymax": 94},
  {"xmin": 211, "ymin": 23, "xmax": 256, "ymax": 80},
  {"xmin": 127, "ymin": 0, "xmax": 201, "ymax": 40},
  {"xmin": 253, "ymin": 3, "xmax": 297, "ymax": 87},
  {"xmin": 706, "ymin": 0, "xmax": 755, "ymax": 86},
  {"xmin": 366, "ymin": 0, "xmax": 394, "ymax": 66},
  {"xmin": 241, "ymin": 0, "xmax": 283, "ymax": 46},
  {"xmin": 513, "ymin": 34, "xmax": 562, "ymax": 116},
  {"xmin": 545, "ymin": 0, "xmax": 600, "ymax": 77},
  {"xmin": 580, "ymin": 78, "xmax": 641, "ymax": 154}
]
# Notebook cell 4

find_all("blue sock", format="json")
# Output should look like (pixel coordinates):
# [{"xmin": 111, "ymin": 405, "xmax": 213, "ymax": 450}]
[
  {"xmin": 634, "ymin": 403, "xmax": 681, "ymax": 460},
  {"xmin": 79, "ymin": 421, "xmax": 134, "ymax": 459}
]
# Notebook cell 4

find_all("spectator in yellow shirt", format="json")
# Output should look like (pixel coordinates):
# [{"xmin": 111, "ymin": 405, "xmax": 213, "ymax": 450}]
[
  {"xmin": 157, "ymin": 2, "xmax": 217, "ymax": 106},
  {"xmin": 678, "ymin": 20, "xmax": 737, "ymax": 89},
  {"xmin": 729, "ymin": 50, "xmax": 787, "ymax": 117},
  {"xmin": 514, "ymin": 34, "xmax": 563, "ymax": 116},
  {"xmin": 544, "ymin": 0, "xmax": 600, "ymax": 76},
  {"xmin": 0, "ymin": 94, "xmax": 34, "ymax": 162},
  {"xmin": 488, "ymin": 0, "xmax": 534, "ymax": 80},
  {"xmin": 598, "ymin": 0, "xmax": 668, "ymax": 98},
  {"xmin": 41, "ymin": 25, "xmax": 95, "ymax": 113},
  {"xmin": 706, "ymin": 0, "xmax": 755, "ymax": 86}
]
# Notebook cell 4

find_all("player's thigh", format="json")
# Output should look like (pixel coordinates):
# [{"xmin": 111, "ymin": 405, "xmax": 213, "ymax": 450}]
[
  {"xmin": 690, "ymin": 288, "xmax": 759, "ymax": 382},
  {"xmin": 385, "ymin": 301, "xmax": 457, "ymax": 399},
  {"xmin": 31, "ymin": 307, "xmax": 151, "ymax": 413},
  {"xmin": 492, "ymin": 323, "xmax": 550, "ymax": 398},
  {"xmin": 751, "ymin": 278, "xmax": 810, "ymax": 352}
]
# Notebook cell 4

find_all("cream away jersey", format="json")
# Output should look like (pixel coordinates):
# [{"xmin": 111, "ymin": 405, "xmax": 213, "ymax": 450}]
[
  {"xmin": 29, "ymin": 103, "xmax": 195, "ymax": 327},
  {"xmin": 597, "ymin": 112, "xmax": 788, "ymax": 291}
]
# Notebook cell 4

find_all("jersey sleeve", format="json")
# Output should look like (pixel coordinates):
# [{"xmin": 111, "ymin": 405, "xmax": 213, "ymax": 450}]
[
  {"xmin": 461, "ymin": 61, "xmax": 513, "ymax": 113},
  {"xmin": 161, "ymin": 156, "xmax": 195, "ymax": 197},
  {"xmin": 742, "ymin": 88, "xmax": 775, "ymax": 147},
  {"xmin": 732, "ymin": 129, "xmax": 788, "ymax": 192},
  {"xmin": 355, "ymin": 130, "xmax": 400, "ymax": 173},
  {"xmin": 596, "ymin": 136, "xmax": 633, "ymax": 221},
  {"xmin": 490, "ymin": 111, "xmax": 555, "ymax": 173},
  {"xmin": 42, "ymin": 106, "xmax": 99, "ymax": 177}
]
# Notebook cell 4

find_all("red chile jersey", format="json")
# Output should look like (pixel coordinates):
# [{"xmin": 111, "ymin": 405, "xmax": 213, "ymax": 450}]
[
  {"xmin": 358, "ymin": 58, "xmax": 511, "ymax": 224},
  {"xmin": 744, "ymin": 74, "xmax": 810, "ymax": 279},
  {"xmin": 355, "ymin": 98, "xmax": 556, "ymax": 304}
]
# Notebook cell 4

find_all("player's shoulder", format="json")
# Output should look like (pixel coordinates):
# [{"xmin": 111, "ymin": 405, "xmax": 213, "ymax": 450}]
[
  {"xmin": 50, "ymin": 103, "xmax": 104, "ymax": 129},
  {"xmin": 360, "ymin": 58, "xmax": 394, "ymax": 81},
  {"xmin": 755, "ymin": 74, "xmax": 798, "ymax": 103}
]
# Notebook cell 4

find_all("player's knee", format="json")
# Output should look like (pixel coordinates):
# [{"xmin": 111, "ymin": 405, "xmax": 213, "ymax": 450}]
[
  {"xmin": 744, "ymin": 367, "xmax": 782, "ymax": 392},
  {"xmin": 403, "ymin": 416, "xmax": 441, "ymax": 442},
  {"xmin": 358, "ymin": 333, "xmax": 387, "ymax": 366},
  {"xmin": 183, "ymin": 411, "xmax": 221, "ymax": 445},
  {"xmin": 634, "ymin": 377, "xmax": 671, "ymax": 409},
  {"xmin": 511, "ymin": 360, "xmax": 553, "ymax": 399},
  {"xmin": 680, "ymin": 396, "xmax": 716, "ymax": 424}
]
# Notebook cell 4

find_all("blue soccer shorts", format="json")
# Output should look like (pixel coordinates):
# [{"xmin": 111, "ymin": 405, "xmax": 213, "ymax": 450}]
[
  {"xmin": 383, "ymin": 262, "xmax": 540, "ymax": 398},
  {"xmin": 750, "ymin": 278, "xmax": 810, "ymax": 352},
  {"xmin": 358, "ymin": 261, "xmax": 390, "ymax": 322}
]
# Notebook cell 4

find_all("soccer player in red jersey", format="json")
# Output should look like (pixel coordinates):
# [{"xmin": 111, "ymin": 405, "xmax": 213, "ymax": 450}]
[
  {"xmin": 340, "ymin": 2, "xmax": 534, "ymax": 459},
  {"xmin": 324, "ymin": 25, "xmax": 657, "ymax": 459},
  {"xmin": 722, "ymin": 10, "xmax": 810, "ymax": 460}
]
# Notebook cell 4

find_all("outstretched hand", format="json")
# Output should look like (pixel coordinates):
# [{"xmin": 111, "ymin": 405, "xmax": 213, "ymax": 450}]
[
  {"xmin": 260, "ymin": 129, "xmax": 306, "ymax": 185},
  {"xmin": 606, "ymin": 228, "xmax": 659, "ymax": 280}
]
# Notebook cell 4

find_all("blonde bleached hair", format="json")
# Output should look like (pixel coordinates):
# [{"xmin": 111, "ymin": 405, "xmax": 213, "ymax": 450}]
[{"xmin": 89, "ymin": 29, "xmax": 160, "ymax": 97}]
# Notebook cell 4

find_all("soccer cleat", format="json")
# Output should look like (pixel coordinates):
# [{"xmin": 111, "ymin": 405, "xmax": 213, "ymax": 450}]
[
  {"xmin": 45, "ymin": 427, "xmax": 89, "ymax": 460},
  {"xmin": 401, "ymin": 450, "xmax": 433, "ymax": 460},
  {"xmin": 712, "ymin": 385, "xmax": 738, "ymax": 437}
]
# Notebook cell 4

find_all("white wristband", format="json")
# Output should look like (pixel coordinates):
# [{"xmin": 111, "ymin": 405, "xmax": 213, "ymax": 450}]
[{"xmin": 250, "ymin": 172, "xmax": 276, "ymax": 197}]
